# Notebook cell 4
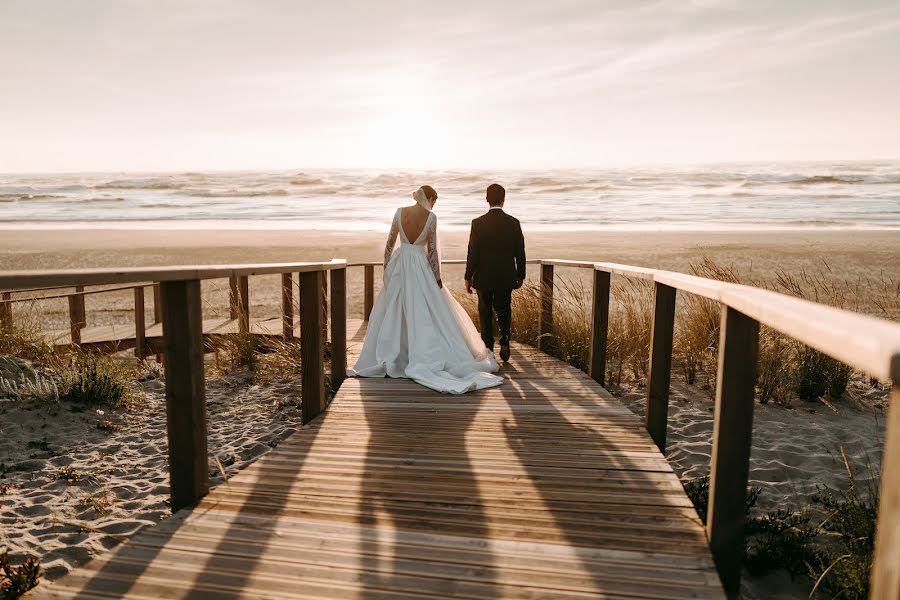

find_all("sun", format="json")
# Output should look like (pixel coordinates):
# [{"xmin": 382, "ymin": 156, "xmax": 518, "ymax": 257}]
[{"xmin": 359, "ymin": 97, "xmax": 453, "ymax": 168}]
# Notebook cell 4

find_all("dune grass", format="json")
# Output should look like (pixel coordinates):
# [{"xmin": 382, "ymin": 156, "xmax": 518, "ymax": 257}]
[
  {"xmin": 0, "ymin": 550, "xmax": 41, "ymax": 599},
  {"xmin": 454, "ymin": 258, "xmax": 898, "ymax": 405},
  {"xmin": 0, "ymin": 319, "xmax": 135, "ymax": 409}
]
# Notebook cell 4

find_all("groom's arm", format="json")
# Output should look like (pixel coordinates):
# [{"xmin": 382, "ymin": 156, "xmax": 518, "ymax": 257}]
[
  {"xmin": 515, "ymin": 220, "xmax": 526, "ymax": 282},
  {"xmin": 465, "ymin": 220, "xmax": 479, "ymax": 291}
]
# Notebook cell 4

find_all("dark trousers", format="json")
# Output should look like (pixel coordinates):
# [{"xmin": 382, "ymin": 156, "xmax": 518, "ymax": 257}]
[{"xmin": 476, "ymin": 288, "xmax": 512, "ymax": 350}]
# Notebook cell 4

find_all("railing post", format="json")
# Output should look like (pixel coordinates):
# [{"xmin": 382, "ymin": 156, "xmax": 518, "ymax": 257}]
[
  {"xmin": 68, "ymin": 286, "xmax": 86, "ymax": 346},
  {"xmin": 300, "ymin": 270, "xmax": 326, "ymax": 424},
  {"xmin": 871, "ymin": 378, "xmax": 900, "ymax": 598},
  {"xmin": 589, "ymin": 270, "xmax": 610, "ymax": 385},
  {"xmin": 153, "ymin": 283, "xmax": 162, "ymax": 324},
  {"xmin": 281, "ymin": 273, "xmax": 294, "ymax": 340},
  {"xmin": 297, "ymin": 273, "xmax": 303, "ymax": 322},
  {"xmin": 707, "ymin": 306, "xmax": 759, "ymax": 598},
  {"xmin": 238, "ymin": 275, "xmax": 250, "ymax": 334},
  {"xmin": 229, "ymin": 275, "xmax": 240, "ymax": 320},
  {"xmin": 330, "ymin": 267, "xmax": 347, "ymax": 391},
  {"xmin": 134, "ymin": 286, "xmax": 146, "ymax": 358},
  {"xmin": 322, "ymin": 271, "xmax": 329, "ymax": 342},
  {"xmin": 159, "ymin": 279, "xmax": 209, "ymax": 511},
  {"xmin": 646, "ymin": 282, "xmax": 676, "ymax": 451},
  {"xmin": 0, "ymin": 291, "xmax": 11, "ymax": 331},
  {"xmin": 75, "ymin": 285, "xmax": 86, "ymax": 329},
  {"xmin": 364, "ymin": 265, "xmax": 374, "ymax": 321},
  {"xmin": 539, "ymin": 263, "xmax": 554, "ymax": 353}
]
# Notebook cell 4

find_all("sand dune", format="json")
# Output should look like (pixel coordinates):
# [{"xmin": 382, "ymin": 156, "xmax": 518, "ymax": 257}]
[{"xmin": 0, "ymin": 368, "xmax": 303, "ymax": 580}]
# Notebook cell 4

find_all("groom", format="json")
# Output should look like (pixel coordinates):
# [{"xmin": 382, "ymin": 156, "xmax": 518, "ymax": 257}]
[{"xmin": 465, "ymin": 183, "xmax": 526, "ymax": 362}]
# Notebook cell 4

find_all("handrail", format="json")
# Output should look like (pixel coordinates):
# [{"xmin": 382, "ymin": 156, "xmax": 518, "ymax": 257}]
[
  {"xmin": 3, "ymin": 283, "xmax": 154, "ymax": 304},
  {"xmin": 346, "ymin": 258, "xmax": 542, "ymax": 268},
  {"xmin": 0, "ymin": 284, "xmax": 84, "ymax": 295},
  {"xmin": 540, "ymin": 259, "xmax": 900, "ymax": 381},
  {"xmin": 0, "ymin": 259, "xmax": 347, "ymax": 289}
]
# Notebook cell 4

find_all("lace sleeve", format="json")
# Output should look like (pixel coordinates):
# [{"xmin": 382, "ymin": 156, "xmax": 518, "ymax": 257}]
[
  {"xmin": 425, "ymin": 213, "xmax": 442, "ymax": 283},
  {"xmin": 383, "ymin": 210, "xmax": 400, "ymax": 268}
]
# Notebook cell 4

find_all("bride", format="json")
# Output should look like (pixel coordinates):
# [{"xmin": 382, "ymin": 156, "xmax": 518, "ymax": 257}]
[{"xmin": 347, "ymin": 185, "xmax": 503, "ymax": 394}]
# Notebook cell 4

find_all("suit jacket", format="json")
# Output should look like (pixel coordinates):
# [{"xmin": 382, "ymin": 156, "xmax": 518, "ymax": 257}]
[{"xmin": 465, "ymin": 208, "xmax": 526, "ymax": 290}]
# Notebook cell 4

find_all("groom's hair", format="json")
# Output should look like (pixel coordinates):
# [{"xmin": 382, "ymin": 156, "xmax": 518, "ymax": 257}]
[{"xmin": 486, "ymin": 183, "xmax": 505, "ymax": 206}]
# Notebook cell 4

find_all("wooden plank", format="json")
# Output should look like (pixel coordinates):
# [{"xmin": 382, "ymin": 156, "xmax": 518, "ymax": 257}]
[
  {"xmin": 646, "ymin": 282, "xmax": 676, "ymax": 452},
  {"xmin": 589, "ymin": 270, "xmax": 610, "ymax": 385},
  {"xmin": 133, "ymin": 286, "xmax": 146, "ymax": 358},
  {"xmin": 281, "ymin": 273, "xmax": 293, "ymax": 340},
  {"xmin": 364, "ymin": 264, "xmax": 374, "ymax": 320},
  {"xmin": 706, "ymin": 306, "xmax": 759, "ymax": 598},
  {"xmin": 539, "ymin": 263, "xmax": 554, "ymax": 353},
  {"xmin": 540, "ymin": 259, "xmax": 595, "ymax": 269},
  {"xmin": 300, "ymin": 270, "xmax": 326, "ymax": 424},
  {"xmin": 330, "ymin": 267, "xmax": 347, "ymax": 391},
  {"xmin": 871, "ymin": 381, "xmax": 900, "ymax": 599},
  {"xmin": 159, "ymin": 279, "xmax": 209, "ymax": 511}
]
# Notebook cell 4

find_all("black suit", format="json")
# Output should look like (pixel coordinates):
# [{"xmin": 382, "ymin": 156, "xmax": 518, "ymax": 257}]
[{"xmin": 465, "ymin": 208, "xmax": 526, "ymax": 349}]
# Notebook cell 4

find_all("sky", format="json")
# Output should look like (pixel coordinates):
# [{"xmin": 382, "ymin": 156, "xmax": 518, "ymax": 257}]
[{"xmin": 1, "ymin": 0, "xmax": 899, "ymax": 172}]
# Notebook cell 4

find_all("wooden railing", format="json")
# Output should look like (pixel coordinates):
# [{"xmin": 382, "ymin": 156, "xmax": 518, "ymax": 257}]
[
  {"xmin": 1, "ymin": 257, "xmax": 897, "ymax": 598},
  {"xmin": 0, "ymin": 282, "xmax": 161, "ymax": 351},
  {"xmin": 539, "ymin": 259, "xmax": 900, "ymax": 599},
  {"xmin": 0, "ymin": 273, "xmax": 326, "ymax": 357},
  {"xmin": 0, "ymin": 260, "xmax": 347, "ymax": 513}
]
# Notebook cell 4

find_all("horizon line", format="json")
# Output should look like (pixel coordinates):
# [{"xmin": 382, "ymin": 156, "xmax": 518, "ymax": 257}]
[{"xmin": 3, "ymin": 156, "xmax": 900, "ymax": 176}]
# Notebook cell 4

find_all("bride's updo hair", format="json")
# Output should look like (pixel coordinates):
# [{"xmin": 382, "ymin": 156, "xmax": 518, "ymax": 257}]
[{"xmin": 421, "ymin": 185, "xmax": 438, "ymax": 202}]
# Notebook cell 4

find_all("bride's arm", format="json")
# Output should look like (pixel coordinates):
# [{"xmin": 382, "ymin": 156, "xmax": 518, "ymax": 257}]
[
  {"xmin": 426, "ymin": 214, "xmax": 443, "ymax": 288},
  {"xmin": 383, "ymin": 212, "xmax": 399, "ymax": 269}
]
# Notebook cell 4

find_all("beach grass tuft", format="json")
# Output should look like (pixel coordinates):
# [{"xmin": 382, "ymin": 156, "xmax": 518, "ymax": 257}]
[
  {"xmin": 0, "ymin": 550, "xmax": 41, "ymax": 599},
  {"xmin": 54, "ymin": 352, "xmax": 131, "ymax": 409}
]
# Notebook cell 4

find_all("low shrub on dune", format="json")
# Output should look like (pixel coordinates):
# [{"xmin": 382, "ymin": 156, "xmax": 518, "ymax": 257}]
[
  {"xmin": 682, "ymin": 458, "xmax": 879, "ymax": 600},
  {"xmin": 54, "ymin": 352, "xmax": 132, "ymax": 408},
  {"xmin": 0, "ymin": 318, "xmax": 55, "ymax": 366}
]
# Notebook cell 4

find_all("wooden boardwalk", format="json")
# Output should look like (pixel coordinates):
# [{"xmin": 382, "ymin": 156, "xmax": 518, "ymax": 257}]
[{"xmin": 34, "ymin": 330, "xmax": 724, "ymax": 599}]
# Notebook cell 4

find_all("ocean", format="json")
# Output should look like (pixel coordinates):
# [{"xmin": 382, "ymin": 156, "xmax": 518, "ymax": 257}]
[{"xmin": 1, "ymin": 161, "xmax": 899, "ymax": 232}]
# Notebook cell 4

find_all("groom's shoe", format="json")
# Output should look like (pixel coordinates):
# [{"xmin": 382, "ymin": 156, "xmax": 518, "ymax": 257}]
[{"xmin": 499, "ymin": 338, "xmax": 511, "ymax": 362}]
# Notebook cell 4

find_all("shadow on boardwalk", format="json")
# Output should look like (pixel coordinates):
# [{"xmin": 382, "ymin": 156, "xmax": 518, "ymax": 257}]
[
  {"xmin": 358, "ymin": 386, "xmax": 498, "ymax": 597},
  {"xmin": 497, "ymin": 351, "xmax": 722, "ymax": 597}
]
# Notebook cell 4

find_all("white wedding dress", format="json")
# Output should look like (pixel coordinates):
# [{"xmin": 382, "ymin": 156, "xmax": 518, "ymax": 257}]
[{"xmin": 347, "ymin": 204, "xmax": 503, "ymax": 394}]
